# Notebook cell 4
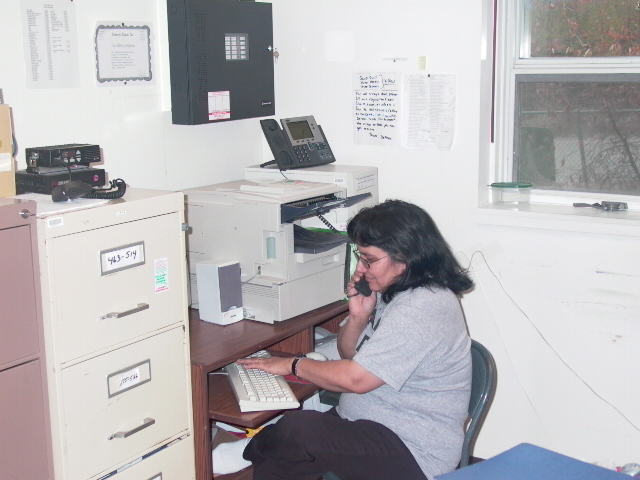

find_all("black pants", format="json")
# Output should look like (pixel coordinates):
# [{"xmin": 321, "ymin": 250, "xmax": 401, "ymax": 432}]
[{"xmin": 243, "ymin": 408, "xmax": 428, "ymax": 480}]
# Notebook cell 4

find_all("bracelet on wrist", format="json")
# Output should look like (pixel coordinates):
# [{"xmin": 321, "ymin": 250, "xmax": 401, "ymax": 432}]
[{"xmin": 291, "ymin": 355, "xmax": 305, "ymax": 378}]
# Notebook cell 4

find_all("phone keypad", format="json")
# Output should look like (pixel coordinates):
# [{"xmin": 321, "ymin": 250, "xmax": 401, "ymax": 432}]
[
  {"xmin": 293, "ymin": 143, "xmax": 333, "ymax": 163},
  {"xmin": 293, "ymin": 145, "xmax": 312, "ymax": 163}
]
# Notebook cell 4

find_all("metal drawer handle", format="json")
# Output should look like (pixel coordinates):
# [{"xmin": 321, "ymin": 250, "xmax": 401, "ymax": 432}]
[
  {"xmin": 100, "ymin": 303, "xmax": 149, "ymax": 320},
  {"xmin": 108, "ymin": 417, "xmax": 155, "ymax": 440}
]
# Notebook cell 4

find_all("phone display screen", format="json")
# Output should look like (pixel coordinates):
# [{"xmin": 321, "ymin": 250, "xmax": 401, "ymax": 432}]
[{"xmin": 286, "ymin": 120, "xmax": 313, "ymax": 141}]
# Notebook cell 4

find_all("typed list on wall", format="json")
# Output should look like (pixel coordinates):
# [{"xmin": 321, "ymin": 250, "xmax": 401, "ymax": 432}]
[{"xmin": 21, "ymin": 0, "xmax": 79, "ymax": 88}]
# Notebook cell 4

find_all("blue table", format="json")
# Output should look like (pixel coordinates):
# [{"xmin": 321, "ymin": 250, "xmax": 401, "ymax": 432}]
[{"xmin": 435, "ymin": 443, "xmax": 628, "ymax": 480}]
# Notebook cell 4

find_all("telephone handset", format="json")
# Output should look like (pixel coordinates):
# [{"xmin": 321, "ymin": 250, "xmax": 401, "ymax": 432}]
[
  {"xmin": 260, "ymin": 115, "xmax": 336, "ymax": 170},
  {"xmin": 355, "ymin": 277, "xmax": 372, "ymax": 297}
]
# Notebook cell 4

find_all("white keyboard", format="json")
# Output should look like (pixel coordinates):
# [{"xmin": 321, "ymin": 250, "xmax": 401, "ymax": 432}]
[{"xmin": 224, "ymin": 350, "xmax": 300, "ymax": 413}]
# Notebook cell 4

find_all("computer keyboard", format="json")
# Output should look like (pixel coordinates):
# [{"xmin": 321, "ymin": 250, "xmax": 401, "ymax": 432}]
[{"xmin": 224, "ymin": 350, "xmax": 300, "ymax": 412}]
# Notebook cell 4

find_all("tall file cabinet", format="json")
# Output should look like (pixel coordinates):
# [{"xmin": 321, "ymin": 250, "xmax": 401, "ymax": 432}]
[
  {"xmin": 0, "ymin": 198, "xmax": 53, "ymax": 480},
  {"xmin": 36, "ymin": 189, "xmax": 196, "ymax": 480}
]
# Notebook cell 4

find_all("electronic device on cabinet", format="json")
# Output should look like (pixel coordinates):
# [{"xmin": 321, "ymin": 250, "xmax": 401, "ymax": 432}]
[{"xmin": 16, "ymin": 143, "xmax": 106, "ymax": 195}]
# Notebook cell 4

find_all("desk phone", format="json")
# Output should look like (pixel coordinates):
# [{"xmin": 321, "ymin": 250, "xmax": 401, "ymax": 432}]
[
  {"xmin": 355, "ymin": 277, "xmax": 372, "ymax": 296},
  {"xmin": 260, "ymin": 115, "xmax": 336, "ymax": 170}
]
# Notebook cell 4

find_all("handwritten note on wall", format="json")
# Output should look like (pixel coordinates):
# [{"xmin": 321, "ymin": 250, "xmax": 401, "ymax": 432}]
[
  {"xmin": 353, "ymin": 72, "xmax": 456, "ymax": 150},
  {"xmin": 353, "ymin": 73, "xmax": 401, "ymax": 147}
]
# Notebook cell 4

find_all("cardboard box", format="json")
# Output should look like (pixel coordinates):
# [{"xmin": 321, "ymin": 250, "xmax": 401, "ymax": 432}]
[{"xmin": 0, "ymin": 104, "xmax": 16, "ymax": 197}]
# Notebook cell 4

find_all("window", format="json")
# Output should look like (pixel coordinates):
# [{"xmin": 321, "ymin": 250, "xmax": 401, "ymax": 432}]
[{"xmin": 496, "ymin": 0, "xmax": 640, "ymax": 197}]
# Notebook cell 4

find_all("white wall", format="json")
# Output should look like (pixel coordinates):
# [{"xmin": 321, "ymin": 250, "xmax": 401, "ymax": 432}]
[{"xmin": 2, "ymin": 0, "xmax": 638, "ymax": 466}]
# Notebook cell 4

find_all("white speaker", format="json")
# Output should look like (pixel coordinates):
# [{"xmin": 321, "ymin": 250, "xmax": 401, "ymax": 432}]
[{"xmin": 196, "ymin": 260, "xmax": 243, "ymax": 325}]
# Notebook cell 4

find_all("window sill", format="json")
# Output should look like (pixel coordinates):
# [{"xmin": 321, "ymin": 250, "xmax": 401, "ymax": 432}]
[{"xmin": 476, "ymin": 203, "xmax": 640, "ymax": 237}]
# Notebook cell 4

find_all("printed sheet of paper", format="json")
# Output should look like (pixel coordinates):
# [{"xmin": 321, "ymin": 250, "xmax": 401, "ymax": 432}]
[
  {"xmin": 208, "ymin": 91, "xmax": 231, "ymax": 120},
  {"xmin": 95, "ymin": 24, "xmax": 154, "ymax": 85},
  {"xmin": 402, "ymin": 74, "xmax": 430, "ymax": 149},
  {"xmin": 21, "ymin": 0, "xmax": 79, "ymax": 88},
  {"xmin": 427, "ymin": 74, "xmax": 455, "ymax": 150},
  {"xmin": 401, "ymin": 74, "xmax": 456, "ymax": 150},
  {"xmin": 11, "ymin": 193, "xmax": 109, "ymax": 217}
]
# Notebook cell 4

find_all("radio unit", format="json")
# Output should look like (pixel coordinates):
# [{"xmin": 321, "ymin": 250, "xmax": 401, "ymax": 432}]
[
  {"xmin": 15, "ymin": 168, "xmax": 106, "ymax": 195},
  {"xmin": 26, "ymin": 144, "xmax": 101, "ymax": 169}
]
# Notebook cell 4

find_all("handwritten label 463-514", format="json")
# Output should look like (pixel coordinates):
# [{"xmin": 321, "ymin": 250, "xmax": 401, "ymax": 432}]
[{"xmin": 100, "ymin": 241, "xmax": 145, "ymax": 275}]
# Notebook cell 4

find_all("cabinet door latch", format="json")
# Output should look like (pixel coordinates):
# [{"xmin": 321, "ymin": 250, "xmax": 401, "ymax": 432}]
[{"xmin": 19, "ymin": 209, "xmax": 36, "ymax": 219}]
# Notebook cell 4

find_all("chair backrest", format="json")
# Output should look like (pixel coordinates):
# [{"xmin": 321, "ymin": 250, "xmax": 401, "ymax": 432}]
[{"xmin": 459, "ymin": 339, "xmax": 497, "ymax": 468}]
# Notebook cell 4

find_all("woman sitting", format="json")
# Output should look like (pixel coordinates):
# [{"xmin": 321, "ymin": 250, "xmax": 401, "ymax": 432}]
[{"xmin": 213, "ymin": 199, "xmax": 474, "ymax": 480}]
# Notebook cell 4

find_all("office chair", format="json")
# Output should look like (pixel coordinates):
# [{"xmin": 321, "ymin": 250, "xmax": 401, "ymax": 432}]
[
  {"xmin": 459, "ymin": 339, "xmax": 496, "ymax": 468},
  {"xmin": 321, "ymin": 339, "xmax": 496, "ymax": 479}
]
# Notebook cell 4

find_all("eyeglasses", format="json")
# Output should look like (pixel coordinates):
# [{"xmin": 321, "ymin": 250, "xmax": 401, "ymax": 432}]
[{"xmin": 353, "ymin": 250, "xmax": 388, "ymax": 269}]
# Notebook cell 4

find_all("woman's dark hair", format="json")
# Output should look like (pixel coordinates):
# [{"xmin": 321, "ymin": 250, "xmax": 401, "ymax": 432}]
[{"xmin": 347, "ymin": 199, "xmax": 473, "ymax": 303}]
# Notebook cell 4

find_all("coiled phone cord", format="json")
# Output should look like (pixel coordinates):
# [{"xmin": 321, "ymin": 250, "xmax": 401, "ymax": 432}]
[
  {"xmin": 317, "ymin": 214, "xmax": 352, "ymax": 294},
  {"xmin": 83, "ymin": 178, "xmax": 127, "ymax": 200}
]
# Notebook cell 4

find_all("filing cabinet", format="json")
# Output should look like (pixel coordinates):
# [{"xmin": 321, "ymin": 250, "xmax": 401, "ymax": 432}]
[
  {"xmin": 36, "ymin": 189, "xmax": 196, "ymax": 480},
  {"xmin": 0, "ymin": 198, "xmax": 53, "ymax": 480}
]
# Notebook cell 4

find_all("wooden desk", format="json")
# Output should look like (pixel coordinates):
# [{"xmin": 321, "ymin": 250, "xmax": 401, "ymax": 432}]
[{"xmin": 189, "ymin": 300, "xmax": 349, "ymax": 480}]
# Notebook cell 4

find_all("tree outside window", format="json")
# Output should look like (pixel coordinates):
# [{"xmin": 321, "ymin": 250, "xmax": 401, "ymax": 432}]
[{"xmin": 505, "ymin": 0, "xmax": 640, "ymax": 196}]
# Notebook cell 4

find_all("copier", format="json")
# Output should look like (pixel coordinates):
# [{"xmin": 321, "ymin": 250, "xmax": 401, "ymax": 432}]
[
  {"xmin": 244, "ymin": 164, "xmax": 378, "ymax": 231},
  {"xmin": 184, "ymin": 169, "xmax": 376, "ymax": 324}
]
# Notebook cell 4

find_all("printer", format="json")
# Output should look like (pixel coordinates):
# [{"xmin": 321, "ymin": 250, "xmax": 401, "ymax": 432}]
[
  {"xmin": 244, "ymin": 164, "xmax": 378, "ymax": 231},
  {"xmin": 184, "ymin": 178, "xmax": 372, "ymax": 323}
]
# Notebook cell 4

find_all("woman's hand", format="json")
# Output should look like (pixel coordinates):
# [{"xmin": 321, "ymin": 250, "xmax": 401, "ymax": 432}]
[
  {"xmin": 346, "ymin": 271, "xmax": 377, "ymax": 323},
  {"xmin": 238, "ymin": 356, "xmax": 385, "ymax": 394},
  {"xmin": 236, "ymin": 356, "xmax": 295, "ymax": 377},
  {"xmin": 338, "ymin": 272, "xmax": 378, "ymax": 359}
]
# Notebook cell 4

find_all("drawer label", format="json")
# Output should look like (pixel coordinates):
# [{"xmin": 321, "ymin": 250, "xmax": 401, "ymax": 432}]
[
  {"xmin": 154, "ymin": 257, "xmax": 169, "ymax": 293},
  {"xmin": 46, "ymin": 216, "xmax": 64, "ymax": 228},
  {"xmin": 107, "ymin": 359, "xmax": 151, "ymax": 398},
  {"xmin": 100, "ymin": 241, "xmax": 145, "ymax": 275}
]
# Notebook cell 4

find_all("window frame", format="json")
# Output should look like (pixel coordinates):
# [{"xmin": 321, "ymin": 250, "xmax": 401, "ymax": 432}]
[{"xmin": 493, "ymin": 0, "xmax": 640, "ymax": 206}]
